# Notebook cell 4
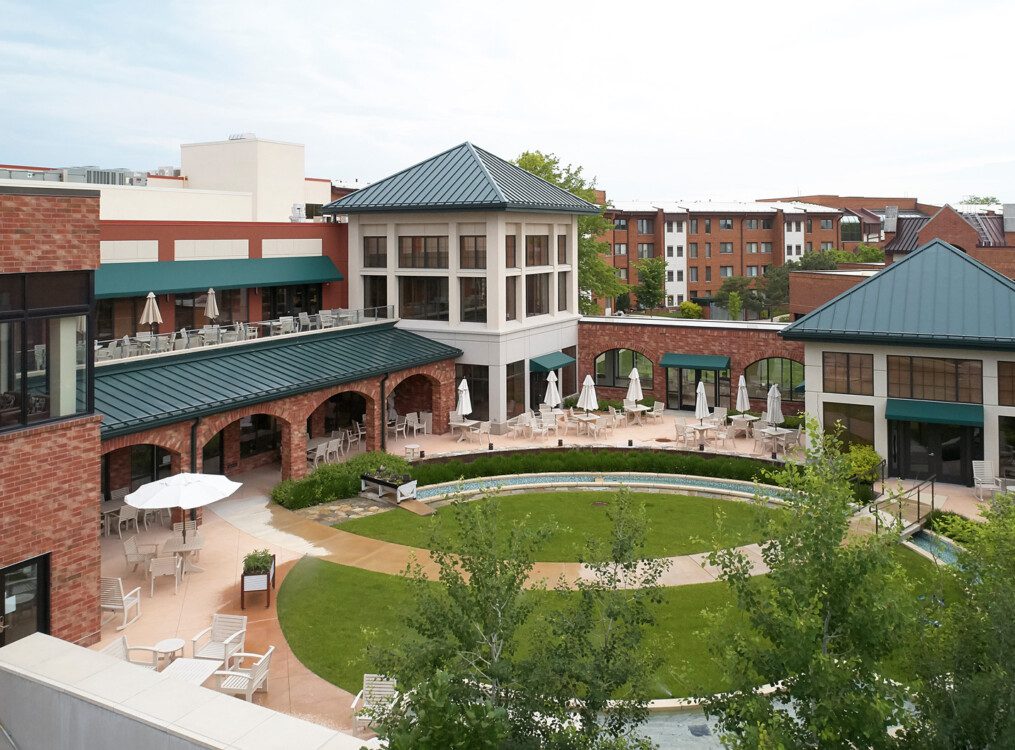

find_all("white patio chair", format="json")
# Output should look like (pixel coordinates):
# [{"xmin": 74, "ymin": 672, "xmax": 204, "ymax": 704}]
[
  {"xmin": 469, "ymin": 421, "xmax": 492, "ymax": 443},
  {"xmin": 319, "ymin": 311, "xmax": 334, "ymax": 328},
  {"xmin": 213, "ymin": 646, "xmax": 275, "ymax": 701},
  {"xmin": 346, "ymin": 423, "xmax": 362, "ymax": 452},
  {"xmin": 540, "ymin": 415, "xmax": 558, "ymax": 438},
  {"xmin": 406, "ymin": 412, "xmax": 425, "ymax": 437},
  {"xmin": 192, "ymin": 614, "xmax": 247, "ymax": 668},
  {"xmin": 713, "ymin": 425, "xmax": 731, "ymax": 450},
  {"xmin": 278, "ymin": 316, "xmax": 295, "ymax": 335},
  {"xmin": 123, "ymin": 536, "xmax": 158, "ymax": 575},
  {"xmin": 308, "ymin": 443, "xmax": 327, "ymax": 468},
  {"xmin": 448, "ymin": 410, "xmax": 462, "ymax": 426},
  {"xmin": 646, "ymin": 401, "xmax": 664, "ymax": 422},
  {"xmin": 100, "ymin": 635, "xmax": 159, "ymax": 670},
  {"xmin": 713, "ymin": 407, "xmax": 728, "ymax": 424},
  {"xmin": 298, "ymin": 312, "xmax": 315, "ymax": 331},
  {"xmin": 973, "ymin": 460, "xmax": 1004, "ymax": 500},
  {"xmin": 388, "ymin": 415, "xmax": 407, "ymax": 440},
  {"xmin": 530, "ymin": 418, "xmax": 548, "ymax": 440},
  {"xmin": 326, "ymin": 437, "xmax": 344, "ymax": 463},
  {"xmin": 730, "ymin": 416, "xmax": 751, "ymax": 439},
  {"xmin": 351, "ymin": 674, "xmax": 399, "ymax": 729},
  {"xmin": 420, "ymin": 411, "xmax": 433, "ymax": 434},
  {"xmin": 100, "ymin": 577, "xmax": 142, "ymax": 630},
  {"xmin": 115, "ymin": 504, "xmax": 144, "ymax": 538},
  {"xmin": 149, "ymin": 555, "xmax": 183, "ymax": 597},
  {"xmin": 506, "ymin": 413, "xmax": 528, "ymax": 439},
  {"xmin": 558, "ymin": 410, "xmax": 579, "ymax": 436}
]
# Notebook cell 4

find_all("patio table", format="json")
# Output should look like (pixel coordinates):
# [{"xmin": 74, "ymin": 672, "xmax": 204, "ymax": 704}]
[
  {"xmin": 759, "ymin": 426, "xmax": 792, "ymax": 456},
  {"xmin": 626, "ymin": 404, "xmax": 649, "ymax": 425},
  {"xmin": 161, "ymin": 657, "xmax": 221, "ymax": 686},
  {"xmin": 305, "ymin": 436, "xmax": 330, "ymax": 458},
  {"xmin": 100, "ymin": 501, "xmax": 126, "ymax": 537},
  {"xmin": 450, "ymin": 419, "xmax": 479, "ymax": 442},
  {"xmin": 690, "ymin": 423, "xmax": 715, "ymax": 452},
  {"xmin": 575, "ymin": 413, "xmax": 599, "ymax": 436},
  {"xmin": 163, "ymin": 536, "xmax": 206, "ymax": 574}
]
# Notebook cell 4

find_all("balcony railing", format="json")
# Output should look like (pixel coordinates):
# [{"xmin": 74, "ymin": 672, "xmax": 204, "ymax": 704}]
[{"xmin": 94, "ymin": 306, "xmax": 394, "ymax": 363}]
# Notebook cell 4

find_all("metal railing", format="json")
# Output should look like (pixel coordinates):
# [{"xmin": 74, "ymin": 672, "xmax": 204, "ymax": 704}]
[
  {"xmin": 870, "ymin": 474, "xmax": 936, "ymax": 534},
  {"xmin": 93, "ymin": 305, "xmax": 393, "ymax": 363}
]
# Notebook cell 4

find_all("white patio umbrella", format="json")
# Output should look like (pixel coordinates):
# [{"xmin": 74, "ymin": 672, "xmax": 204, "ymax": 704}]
[
  {"xmin": 625, "ymin": 367, "xmax": 644, "ymax": 403},
  {"xmin": 577, "ymin": 374, "xmax": 598, "ymax": 414},
  {"xmin": 126, "ymin": 473, "xmax": 241, "ymax": 542},
  {"xmin": 694, "ymin": 380, "xmax": 711, "ymax": 424},
  {"xmin": 139, "ymin": 292, "xmax": 162, "ymax": 333},
  {"xmin": 204, "ymin": 288, "xmax": 220, "ymax": 321},
  {"xmin": 766, "ymin": 384, "xmax": 784, "ymax": 426},
  {"xmin": 456, "ymin": 379, "xmax": 473, "ymax": 418},
  {"xmin": 736, "ymin": 374, "xmax": 751, "ymax": 413},
  {"xmin": 543, "ymin": 371, "xmax": 562, "ymax": 409}
]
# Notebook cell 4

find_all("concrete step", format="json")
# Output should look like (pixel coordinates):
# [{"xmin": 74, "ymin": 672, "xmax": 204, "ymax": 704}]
[{"xmin": 397, "ymin": 499, "xmax": 435, "ymax": 516}]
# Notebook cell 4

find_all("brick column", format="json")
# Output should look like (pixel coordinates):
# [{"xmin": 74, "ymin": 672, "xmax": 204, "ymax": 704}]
[
  {"xmin": 282, "ymin": 421, "xmax": 308, "ymax": 480},
  {"xmin": 366, "ymin": 396, "xmax": 382, "ymax": 452}
]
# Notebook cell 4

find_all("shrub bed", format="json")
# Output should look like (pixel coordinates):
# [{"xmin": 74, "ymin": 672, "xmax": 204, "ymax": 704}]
[
  {"xmin": 272, "ymin": 452, "xmax": 411, "ymax": 510},
  {"xmin": 925, "ymin": 510, "xmax": 980, "ymax": 546}
]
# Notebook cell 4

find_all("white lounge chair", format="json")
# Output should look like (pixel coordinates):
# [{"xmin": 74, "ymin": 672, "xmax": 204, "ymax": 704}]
[
  {"xmin": 100, "ymin": 635, "xmax": 159, "ymax": 670},
  {"xmin": 973, "ymin": 460, "xmax": 1005, "ymax": 500},
  {"xmin": 213, "ymin": 646, "xmax": 275, "ymax": 701},
  {"xmin": 192, "ymin": 614, "xmax": 247, "ymax": 667},
  {"xmin": 100, "ymin": 577, "xmax": 142, "ymax": 630},
  {"xmin": 351, "ymin": 674, "xmax": 398, "ymax": 728},
  {"xmin": 149, "ymin": 555, "xmax": 183, "ymax": 597}
]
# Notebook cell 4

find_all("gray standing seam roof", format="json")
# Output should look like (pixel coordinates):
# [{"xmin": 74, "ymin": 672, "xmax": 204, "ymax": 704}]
[
  {"xmin": 781, "ymin": 239, "xmax": 1015, "ymax": 349},
  {"xmin": 884, "ymin": 215, "xmax": 930, "ymax": 254},
  {"xmin": 322, "ymin": 142, "xmax": 601, "ymax": 215},
  {"xmin": 95, "ymin": 323, "xmax": 462, "ymax": 437}
]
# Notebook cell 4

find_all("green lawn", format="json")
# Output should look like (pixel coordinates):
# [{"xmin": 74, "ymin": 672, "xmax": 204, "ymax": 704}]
[
  {"xmin": 338, "ymin": 491, "xmax": 780, "ymax": 561},
  {"xmin": 276, "ymin": 547, "xmax": 952, "ymax": 699}
]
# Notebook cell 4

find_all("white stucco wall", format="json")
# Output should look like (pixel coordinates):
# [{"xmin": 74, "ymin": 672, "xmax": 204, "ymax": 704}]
[{"xmin": 100, "ymin": 239, "xmax": 158, "ymax": 263}]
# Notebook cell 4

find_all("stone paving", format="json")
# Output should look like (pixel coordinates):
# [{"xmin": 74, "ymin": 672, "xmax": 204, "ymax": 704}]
[{"xmin": 295, "ymin": 494, "xmax": 391, "ymax": 526}]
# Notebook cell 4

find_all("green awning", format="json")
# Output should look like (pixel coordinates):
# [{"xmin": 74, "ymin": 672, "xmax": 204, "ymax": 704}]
[
  {"xmin": 885, "ymin": 398, "xmax": 984, "ymax": 427},
  {"xmin": 94, "ymin": 257, "xmax": 344, "ymax": 299},
  {"xmin": 530, "ymin": 351, "xmax": 576, "ymax": 373},
  {"xmin": 659, "ymin": 353, "xmax": 731, "ymax": 370}
]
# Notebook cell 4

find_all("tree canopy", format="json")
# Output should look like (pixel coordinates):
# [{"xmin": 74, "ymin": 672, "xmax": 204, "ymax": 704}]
[{"xmin": 633, "ymin": 256, "xmax": 666, "ymax": 311}]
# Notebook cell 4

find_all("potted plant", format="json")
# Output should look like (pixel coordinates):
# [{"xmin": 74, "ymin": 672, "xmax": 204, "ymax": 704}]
[{"xmin": 240, "ymin": 548, "xmax": 276, "ymax": 609}]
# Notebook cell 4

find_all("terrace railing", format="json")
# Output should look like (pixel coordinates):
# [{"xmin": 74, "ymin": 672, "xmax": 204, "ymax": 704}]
[
  {"xmin": 94, "ymin": 305, "xmax": 394, "ymax": 363},
  {"xmin": 870, "ymin": 475, "xmax": 936, "ymax": 534}
]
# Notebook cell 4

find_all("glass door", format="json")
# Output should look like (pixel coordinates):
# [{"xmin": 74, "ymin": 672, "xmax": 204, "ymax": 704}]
[
  {"xmin": 0, "ymin": 556, "xmax": 48, "ymax": 647},
  {"xmin": 889, "ymin": 421, "xmax": 983, "ymax": 486}
]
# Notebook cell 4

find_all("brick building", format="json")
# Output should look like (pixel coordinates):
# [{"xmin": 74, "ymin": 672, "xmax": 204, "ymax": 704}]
[{"xmin": 0, "ymin": 185, "xmax": 103, "ymax": 648}]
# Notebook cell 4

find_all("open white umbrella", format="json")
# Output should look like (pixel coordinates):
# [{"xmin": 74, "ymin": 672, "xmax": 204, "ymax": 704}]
[
  {"xmin": 139, "ymin": 292, "xmax": 162, "ymax": 334},
  {"xmin": 577, "ymin": 374, "xmax": 598, "ymax": 414},
  {"xmin": 456, "ymin": 379, "xmax": 473, "ymax": 418},
  {"xmin": 543, "ymin": 371, "xmax": 562, "ymax": 409},
  {"xmin": 126, "ymin": 473, "xmax": 241, "ymax": 542},
  {"xmin": 204, "ymin": 288, "xmax": 220, "ymax": 321},
  {"xmin": 736, "ymin": 374, "xmax": 751, "ymax": 413},
  {"xmin": 766, "ymin": 384, "xmax": 784, "ymax": 426},
  {"xmin": 625, "ymin": 367, "xmax": 644, "ymax": 403},
  {"xmin": 694, "ymin": 380, "xmax": 711, "ymax": 424}
]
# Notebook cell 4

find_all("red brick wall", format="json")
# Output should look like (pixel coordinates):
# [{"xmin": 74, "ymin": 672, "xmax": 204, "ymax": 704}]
[
  {"xmin": 788, "ymin": 271, "xmax": 868, "ymax": 316},
  {"xmin": 578, "ymin": 321, "xmax": 805, "ymax": 413},
  {"xmin": 917, "ymin": 206, "xmax": 981, "ymax": 253},
  {"xmin": 0, "ymin": 416, "xmax": 103, "ymax": 646},
  {"xmin": 968, "ymin": 247, "xmax": 1015, "ymax": 278},
  {"xmin": 0, "ymin": 190, "xmax": 100, "ymax": 272}
]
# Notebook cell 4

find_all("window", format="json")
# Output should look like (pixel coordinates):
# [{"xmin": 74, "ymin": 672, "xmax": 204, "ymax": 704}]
[
  {"xmin": 690, "ymin": 219, "xmax": 699, "ymax": 234},
  {"xmin": 795, "ymin": 244, "xmax": 802, "ymax": 255},
  {"xmin": 614, "ymin": 243, "xmax": 628, "ymax": 256},
  {"xmin": 705, "ymin": 242, "xmax": 711, "ymax": 258},
  {"xmin": 999, "ymin": 362, "xmax": 1015, "ymax": 406},
  {"xmin": 1000, "ymin": 416, "xmax": 1015, "ymax": 480},
  {"xmin": 304, "ymin": 203, "xmax": 323, "ymax": 219},
  {"xmin": 762, "ymin": 219, "xmax": 773, "ymax": 229},
  {"xmin": 786, "ymin": 244, "xmax": 793, "ymax": 255},
  {"xmin": 676, "ymin": 245, "xmax": 684, "ymax": 257},
  {"xmin": 459, "ymin": 277, "xmax": 487, "ymax": 323},
  {"xmin": 363, "ymin": 236, "xmax": 387, "ymax": 268},
  {"xmin": 806, "ymin": 219, "xmax": 813, "ymax": 233},
  {"xmin": 719, "ymin": 218, "xmax": 733, "ymax": 230},
  {"xmin": 398, "ymin": 236, "xmax": 448, "ymax": 268},
  {"xmin": 823, "ymin": 402, "xmax": 875, "ymax": 447},
  {"xmin": 705, "ymin": 267, "xmax": 712, "ymax": 282},
  {"xmin": 704, "ymin": 218, "xmax": 712, "ymax": 234},
  {"xmin": 239, "ymin": 415, "xmax": 279, "ymax": 458},
  {"xmin": 720, "ymin": 242, "xmax": 733, "ymax": 254},
  {"xmin": 746, "ymin": 242, "xmax": 758, "ymax": 253},
  {"xmin": 719, "ymin": 266, "xmax": 733, "ymax": 277},
  {"xmin": 745, "ymin": 357, "xmax": 805, "ymax": 402},
  {"xmin": 821, "ymin": 218, "xmax": 834, "ymax": 230},
  {"xmin": 525, "ymin": 235, "xmax": 549, "ymax": 265},
  {"xmin": 526, "ymin": 273, "xmax": 550, "ymax": 317},
  {"xmin": 666, "ymin": 270, "xmax": 674, "ymax": 282},
  {"xmin": 821, "ymin": 242, "xmax": 834, "ymax": 251},
  {"xmin": 363, "ymin": 276, "xmax": 387, "ymax": 312},
  {"xmin": 887, "ymin": 355, "xmax": 982, "ymax": 403},
  {"xmin": 746, "ymin": 265, "xmax": 758, "ymax": 277},
  {"xmin": 761, "ymin": 242, "xmax": 773, "ymax": 253},
  {"xmin": 689, "ymin": 267, "xmax": 699, "ymax": 282},
  {"xmin": 762, "ymin": 264, "xmax": 770, "ymax": 274},
  {"xmin": 594, "ymin": 348, "xmax": 654, "ymax": 388},
  {"xmin": 666, "ymin": 246, "xmax": 673, "ymax": 257},
  {"xmin": 557, "ymin": 272, "xmax": 569, "ymax": 311},
  {"xmin": 459, "ymin": 236, "xmax": 487, "ymax": 269},
  {"xmin": 665, "ymin": 221, "xmax": 673, "ymax": 232},
  {"xmin": 822, "ymin": 352, "xmax": 874, "ymax": 395},
  {"xmin": 506, "ymin": 360, "xmax": 525, "ymax": 418},
  {"xmin": 506, "ymin": 236, "xmax": 517, "ymax": 267},
  {"xmin": 746, "ymin": 219, "xmax": 759, "ymax": 230},
  {"xmin": 617, "ymin": 268, "xmax": 628, "ymax": 281},
  {"xmin": 637, "ymin": 243, "xmax": 654, "ymax": 259},
  {"xmin": 557, "ymin": 234, "xmax": 567, "ymax": 264},
  {"xmin": 398, "ymin": 277, "xmax": 449, "ymax": 321},
  {"xmin": 677, "ymin": 295, "xmax": 684, "ymax": 303},
  {"xmin": 613, "ymin": 217, "xmax": 628, "ymax": 231},
  {"xmin": 676, "ymin": 220, "xmax": 684, "ymax": 232},
  {"xmin": 505, "ymin": 276, "xmax": 517, "ymax": 321},
  {"xmin": 689, "ymin": 243, "xmax": 698, "ymax": 258},
  {"xmin": 676, "ymin": 270, "xmax": 684, "ymax": 281},
  {"xmin": 841, "ymin": 216, "xmax": 862, "ymax": 242},
  {"xmin": 456, "ymin": 363, "xmax": 490, "ymax": 420},
  {"xmin": 667, "ymin": 295, "xmax": 674, "ymax": 306},
  {"xmin": 806, "ymin": 242, "xmax": 813, "ymax": 253},
  {"xmin": 636, "ymin": 218, "xmax": 654, "ymax": 234}
]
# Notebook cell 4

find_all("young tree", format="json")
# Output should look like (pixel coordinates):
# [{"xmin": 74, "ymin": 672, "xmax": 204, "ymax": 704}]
[
  {"xmin": 633, "ymin": 256, "xmax": 666, "ymax": 311},
  {"xmin": 702, "ymin": 422, "xmax": 918, "ymax": 748},
  {"xmin": 515, "ymin": 151, "xmax": 627, "ymax": 314},
  {"xmin": 677, "ymin": 300, "xmax": 703, "ymax": 319},
  {"xmin": 715, "ymin": 276, "xmax": 765, "ymax": 316},
  {"xmin": 853, "ymin": 243, "xmax": 885, "ymax": 263},
  {"xmin": 726, "ymin": 290, "xmax": 743, "ymax": 321}
]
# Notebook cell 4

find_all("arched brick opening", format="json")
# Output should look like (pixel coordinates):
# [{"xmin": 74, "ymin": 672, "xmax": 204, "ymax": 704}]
[
  {"xmin": 389, "ymin": 364, "xmax": 454, "ymax": 435},
  {"xmin": 300, "ymin": 385, "xmax": 379, "ymax": 455},
  {"xmin": 307, "ymin": 391, "xmax": 370, "ymax": 441},
  {"xmin": 590, "ymin": 347, "xmax": 656, "ymax": 397},
  {"xmin": 742, "ymin": 357, "xmax": 806, "ymax": 412},
  {"xmin": 198, "ymin": 406, "xmax": 296, "ymax": 480},
  {"xmin": 390, "ymin": 373, "xmax": 436, "ymax": 420},
  {"xmin": 100, "ymin": 443, "xmax": 182, "ymax": 498}
]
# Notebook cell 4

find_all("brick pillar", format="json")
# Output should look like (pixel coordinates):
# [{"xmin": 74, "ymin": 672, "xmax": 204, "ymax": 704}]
[
  {"xmin": 433, "ymin": 378, "xmax": 451, "ymax": 434},
  {"xmin": 247, "ymin": 289, "xmax": 263, "ymax": 322},
  {"xmin": 366, "ymin": 396, "xmax": 382, "ymax": 452},
  {"xmin": 107, "ymin": 447, "xmax": 132, "ymax": 492},
  {"xmin": 223, "ymin": 421, "xmax": 241, "ymax": 475},
  {"xmin": 282, "ymin": 421, "xmax": 307, "ymax": 480},
  {"xmin": 159, "ymin": 295, "xmax": 176, "ymax": 332},
  {"xmin": 309, "ymin": 404, "xmax": 326, "ymax": 438}
]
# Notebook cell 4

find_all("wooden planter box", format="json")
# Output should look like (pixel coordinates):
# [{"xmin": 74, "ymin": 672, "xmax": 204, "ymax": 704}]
[
  {"xmin": 240, "ymin": 555, "xmax": 276, "ymax": 609},
  {"xmin": 360, "ymin": 473, "xmax": 418, "ymax": 504}
]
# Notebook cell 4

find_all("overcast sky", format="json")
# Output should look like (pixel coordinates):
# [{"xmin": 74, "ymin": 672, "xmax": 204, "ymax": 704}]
[{"xmin": 2, "ymin": 0, "xmax": 1012, "ymax": 205}]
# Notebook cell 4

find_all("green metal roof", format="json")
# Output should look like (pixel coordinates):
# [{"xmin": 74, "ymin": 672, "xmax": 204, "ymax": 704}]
[
  {"xmin": 659, "ymin": 353, "xmax": 731, "ymax": 370},
  {"xmin": 95, "ymin": 257, "xmax": 344, "ymax": 299},
  {"xmin": 95, "ymin": 323, "xmax": 461, "ymax": 438},
  {"xmin": 529, "ymin": 351, "xmax": 576, "ymax": 373},
  {"xmin": 885, "ymin": 399, "xmax": 983, "ymax": 427},
  {"xmin": 323, "ymin": 143, "xmax": 601, "ymax": 216},
  {"xmin": 782, "ymin": 239, "xmax": 1015, "ymax": 350}
]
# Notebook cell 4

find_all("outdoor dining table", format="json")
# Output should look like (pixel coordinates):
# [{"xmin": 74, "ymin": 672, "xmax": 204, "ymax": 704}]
[
  {"xmin": 161, "ymin": 657, "xmax": 221, "ymax": 686},
  {"xmin": 305, "ymin": 436, "xmax": 330, "ymax": 457},
  {"xmin": 690, "ymin": 423, "xmax": 716, "ymax": 451},
  {"xmin": 100, "ymin": 501, "xmax": 125, "ymax": 536},
  {"xmin": 163, "ymin": 535, "xmax": 206, "ymax": 574},
  {"xmin": 575, "ymin": 413, "xmax": 599, "ymax": 435},
  {"xmin": 450, "ymin": 419, "xmax": 479, "ymax": 442},
  {"xmin": 626, "ymin": 404, "xmax": 649, "ymax": 425},
  {"xmin": 759, "ymin": 426, "xmax": 793, "ymax": 457}
]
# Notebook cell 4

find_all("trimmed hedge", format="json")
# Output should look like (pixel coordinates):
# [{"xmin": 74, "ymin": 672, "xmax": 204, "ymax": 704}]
[
  {"xmin": 561, "ymin": 396, "xmax": 656, "ymax": 411},
  {"xmin": 272, "ymin": 452, "xmax": 411, "ymax": 510}
]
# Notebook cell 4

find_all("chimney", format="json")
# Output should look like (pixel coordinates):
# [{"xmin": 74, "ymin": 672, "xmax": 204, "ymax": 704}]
[
  {"xmin": 883, "ymin": 206, "xmax": 899, "ymax": 233},
  {"xmin": 1004, "ymin": 204, "xmax": 1015, "ymax": 233}
]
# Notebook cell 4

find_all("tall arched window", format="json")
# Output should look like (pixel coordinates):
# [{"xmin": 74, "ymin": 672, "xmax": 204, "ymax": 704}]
[
  {"xmin": 594, "ymin": 349, "xmax": 654, "ymax": 389},
  {"xmin": 744, "ymin": 357, "xmax": 804, "ymax": 401}
]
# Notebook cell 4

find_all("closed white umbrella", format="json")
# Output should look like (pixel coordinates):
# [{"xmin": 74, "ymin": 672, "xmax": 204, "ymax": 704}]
[
  {"xmin": 694, "ymin": 380, "xmax": 711, "ymax": 424},
  {"xmin": 577, "ymin": 374, "xmax": 598, "ymax": 414},
  {"xmin": 126, "ymin": 472, "xmax": 241, "ymax": 541},
  {"xmin": 625, "ymin": 367, "xmax": 644, "ymax": 403},
  {"xmin": 736, "ymin": 374, "xmax": 751, "ymax": 413},
  {"xmin": 543, "ymin": 371, "xmax": 562, "ymax": 409},
  {"xmin": 766, "ymin": 384, "xmax": 784, "ymax": 426},
  {"xmin": 139, "ymin": 292, "xmax": 162, "ymax": 333},
  {"xmin": 456, "ymin": 379, "xmax": 472, "ymax": 418},
  {"xmin": 204, "ymin": 288, "xmax": 220, "ymax": 321}
]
